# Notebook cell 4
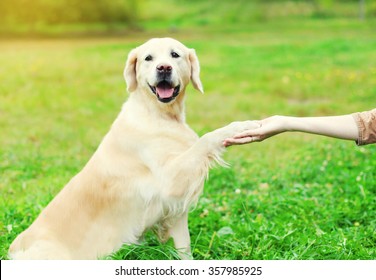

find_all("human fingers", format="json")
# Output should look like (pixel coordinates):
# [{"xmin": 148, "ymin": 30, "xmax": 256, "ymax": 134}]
[
  {"xmin": 232, "ymin": 126, "xmax": 265, "ymax": 139},
  {"xmin": 223, "ymin": 136, "xmax": 259, "ymax": 147}
]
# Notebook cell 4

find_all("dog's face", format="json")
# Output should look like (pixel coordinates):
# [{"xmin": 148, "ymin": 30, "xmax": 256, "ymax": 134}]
[{"xmin": 124, "ymin": 38, "xmax": 203, "ymax": 103}]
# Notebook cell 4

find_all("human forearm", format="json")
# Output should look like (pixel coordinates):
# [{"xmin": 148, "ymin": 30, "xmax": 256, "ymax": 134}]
[
  {"xmin": 282, "ymin": 114, "xmax": 359, "ymax": 141},
  {"xmin": 223, "ymin": 114, "xmax": 360, "ymax": 146}
]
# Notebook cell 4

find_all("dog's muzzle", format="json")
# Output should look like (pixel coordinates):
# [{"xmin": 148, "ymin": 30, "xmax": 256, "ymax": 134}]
[{"xmin": 149, "ymin": 81, "xmax": 180, "ymax": 103}]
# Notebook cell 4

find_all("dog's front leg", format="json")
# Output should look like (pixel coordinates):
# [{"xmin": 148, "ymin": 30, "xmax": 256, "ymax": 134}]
[
  {"xmin": 167, "ymin": 211, "xmax": 192, "ymax": 260},
  {"xmin": 163, "ymin": 121, "xmax": 260, "ymax": 201},
  {"xmin": 160, "ymin": 121, "xmax": 259, "ymax": 259}
]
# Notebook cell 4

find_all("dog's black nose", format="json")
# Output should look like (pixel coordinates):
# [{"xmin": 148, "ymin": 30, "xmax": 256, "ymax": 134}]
[{"xmin": 157, "ymin": 64, "xmax": 172, "ymax": 74}]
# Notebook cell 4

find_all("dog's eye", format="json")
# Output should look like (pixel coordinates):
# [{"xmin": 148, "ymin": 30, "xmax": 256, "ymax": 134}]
[
  {"xmin": 171, "ymin": 51, "xmax": 180, "ymax": 58},
  {"xmin": 145, "ymin": 55, "xmax": 153, "ymax": 61}
]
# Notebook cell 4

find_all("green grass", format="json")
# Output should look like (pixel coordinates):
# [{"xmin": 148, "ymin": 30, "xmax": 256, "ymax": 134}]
[{"xmin": 1, "ymin": 14, "xmax": 376, "ymax": 259}]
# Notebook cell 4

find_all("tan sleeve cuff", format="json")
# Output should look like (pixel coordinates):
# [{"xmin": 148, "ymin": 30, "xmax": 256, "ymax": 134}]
[{"xmin": 352, "ymin": 109, "xmax": 376, "ymax": 146}]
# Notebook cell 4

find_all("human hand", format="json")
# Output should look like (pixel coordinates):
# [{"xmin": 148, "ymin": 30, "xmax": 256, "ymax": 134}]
[
  {"xmin": 204, "ymin": 120, "xmax": 262, "ymax": 148},
  {"xmin": 223, "ymin": 115, "xmax": 288, "ymax": 147}
]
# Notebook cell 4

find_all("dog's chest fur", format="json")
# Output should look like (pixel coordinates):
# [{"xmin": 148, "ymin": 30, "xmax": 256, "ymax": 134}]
[{"xmin": 97, "ymin": 97, "xmax": 198, "ymax": 242}]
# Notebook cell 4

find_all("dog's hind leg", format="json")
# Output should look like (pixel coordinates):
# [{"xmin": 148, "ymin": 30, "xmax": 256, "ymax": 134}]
[{"xmin": 9, "ymin": 240, "xmax": 72, "ymax": 260}]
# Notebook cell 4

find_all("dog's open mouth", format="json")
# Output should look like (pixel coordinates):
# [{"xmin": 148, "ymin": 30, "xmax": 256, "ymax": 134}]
[{"xmin": 149, "ymin": 81, "xmax": 180, "ymax": 103}]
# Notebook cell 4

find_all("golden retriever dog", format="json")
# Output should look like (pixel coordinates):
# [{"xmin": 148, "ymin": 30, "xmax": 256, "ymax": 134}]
[{"xmin": 9, "ymin": 38, "xmax": 258, "ymax": 259}]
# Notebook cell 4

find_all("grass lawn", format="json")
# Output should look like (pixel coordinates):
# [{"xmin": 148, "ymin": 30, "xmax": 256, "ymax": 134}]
[{"xmin": 1, "ymin": 16, "xmax": 375, "ymax": 259}]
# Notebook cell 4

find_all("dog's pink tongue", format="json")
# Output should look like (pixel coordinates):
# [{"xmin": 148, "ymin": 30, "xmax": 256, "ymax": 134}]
[{"xmin": 156, "ymin": 86, "xmax": 174, "ymax": 98}]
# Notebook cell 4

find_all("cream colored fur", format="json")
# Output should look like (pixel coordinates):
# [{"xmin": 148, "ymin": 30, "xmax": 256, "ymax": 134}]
[{"xmin": 9, "ymin": 38, "xmax": 259, "ymax": 259}]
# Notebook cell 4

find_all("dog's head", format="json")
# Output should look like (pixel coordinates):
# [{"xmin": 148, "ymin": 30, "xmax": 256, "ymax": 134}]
[{"xmin": 124, "ymin": 38, "xmax": 203, "ymax": 104}]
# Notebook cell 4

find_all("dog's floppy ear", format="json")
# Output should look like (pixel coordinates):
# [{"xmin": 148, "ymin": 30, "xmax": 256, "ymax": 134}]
[
  {"xmin": 189, "ymin": 49, "xmax": 204, "ymax": 93},
  {"xmin": 124, "ymin": 48, "xmax": 138, "ymax": 92}
]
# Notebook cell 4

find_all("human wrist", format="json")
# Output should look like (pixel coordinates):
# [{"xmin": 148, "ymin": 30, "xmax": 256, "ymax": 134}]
[{"xmin": 277, "ymin": 115, "xmax": 294, "ymax": 132}]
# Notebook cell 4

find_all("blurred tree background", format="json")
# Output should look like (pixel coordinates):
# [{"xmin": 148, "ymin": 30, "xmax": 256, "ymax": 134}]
[
  {"xmin": 0, "ymin": 0, "xmax": 140, "ymax": 35},
  {"xmin": 0, "ymin": 0, "xmax": 137, "ymax": 25},
  {"xmin": 0, "ymin": 0, "xmax": 375, "ymax": 37}
]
